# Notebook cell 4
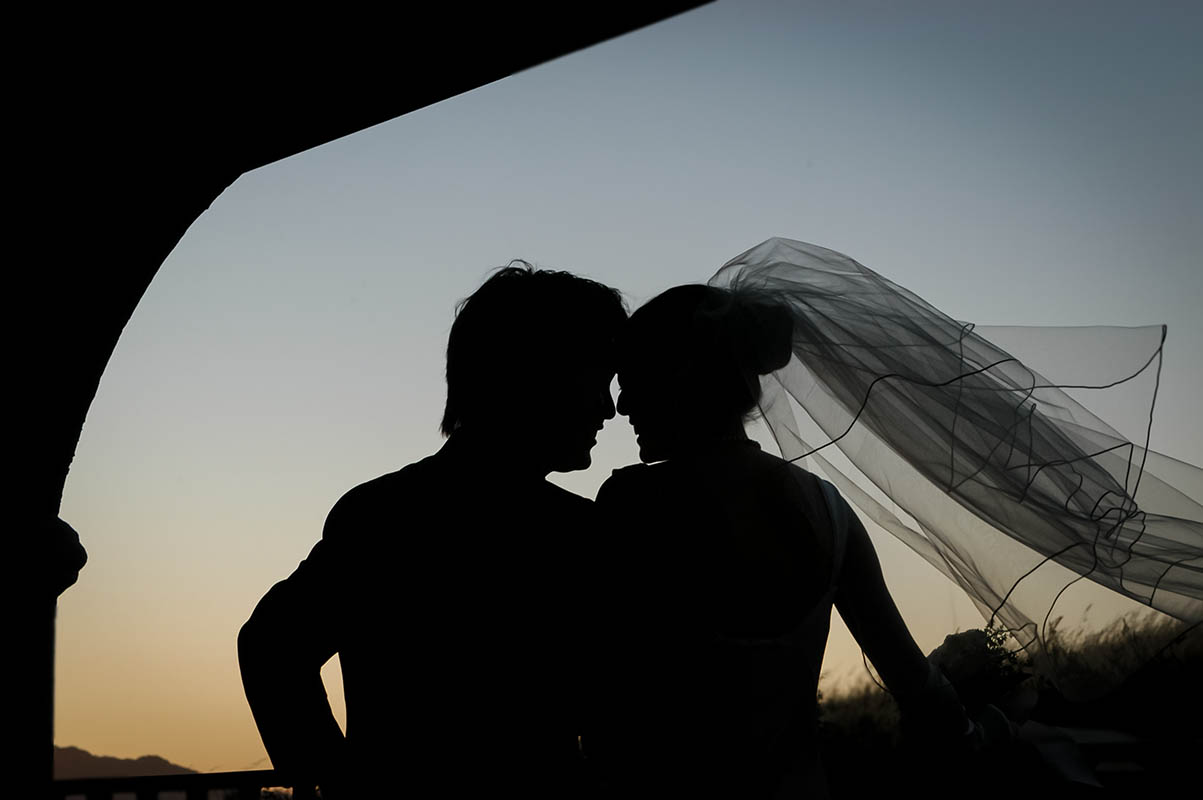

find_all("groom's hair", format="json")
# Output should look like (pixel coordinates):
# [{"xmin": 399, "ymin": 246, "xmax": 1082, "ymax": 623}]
[{"xmin": 441, "ymin": 262, "xmax": 627, "ymax": 436}]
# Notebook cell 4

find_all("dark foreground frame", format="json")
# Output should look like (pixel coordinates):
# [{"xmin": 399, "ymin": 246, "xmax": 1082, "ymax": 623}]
[{"xmin": 17, "ymin": 4, "xmax": 712, "ymax": 794}]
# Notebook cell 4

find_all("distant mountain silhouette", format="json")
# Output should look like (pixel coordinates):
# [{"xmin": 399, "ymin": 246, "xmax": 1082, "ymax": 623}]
[{"xmin": 54, "ymin": 745, "xmax": 195, "ymax": 779}]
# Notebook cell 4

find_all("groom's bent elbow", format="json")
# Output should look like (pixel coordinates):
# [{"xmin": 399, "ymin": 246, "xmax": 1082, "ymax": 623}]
[
  {"xmin": 237, "ymin": 616, "xmax": 264, "ymax": 671},
  {"xmin": 238, "ymin": 614, "xmax": 276, "ymax": 700},
  {"xmin": 238, "ymin": 588, "xmax": 297, "ymax": 686},
  {"xmin": 239, "ymin": 591, "xmax": 278, "ymax": 658}
]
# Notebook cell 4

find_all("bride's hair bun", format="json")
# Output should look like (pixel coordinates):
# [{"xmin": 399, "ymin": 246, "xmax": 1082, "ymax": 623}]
[
  {"xmin": 626, "ymin": 284, "xmax": 794, "ymax": 419},
  {"xmin": 698, "ymin": 290, "xmax": 793, "ymax": 377},
  {"xmin": 737, "ymin": 296, "xmax": 793, "ymax": 375}
]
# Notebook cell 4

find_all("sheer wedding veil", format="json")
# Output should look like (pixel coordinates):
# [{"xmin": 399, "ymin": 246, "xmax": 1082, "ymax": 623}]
[{"xmin": 708, "ymin": 238, "xmax": 1203, "ymax": 694}]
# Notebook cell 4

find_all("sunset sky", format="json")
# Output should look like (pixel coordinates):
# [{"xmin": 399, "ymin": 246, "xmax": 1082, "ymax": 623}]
[{"xmin": 55, "ymin": 1, "xmax": 1202, "ymax": 772}]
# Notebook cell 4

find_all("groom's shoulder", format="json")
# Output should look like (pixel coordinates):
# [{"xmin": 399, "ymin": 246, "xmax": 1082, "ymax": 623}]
[{"xmin": 321, "ymin": 456, "xmax": 441, "ymax": 537}]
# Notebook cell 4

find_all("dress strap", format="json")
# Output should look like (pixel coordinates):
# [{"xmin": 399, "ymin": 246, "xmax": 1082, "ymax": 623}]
[
  {"xmin": 791, "ymin": 470, "xmax": 847, "ymax": 593},
  {"xmin": 816, "ymin": 478, "xmax": 849, "ymax": 587}
]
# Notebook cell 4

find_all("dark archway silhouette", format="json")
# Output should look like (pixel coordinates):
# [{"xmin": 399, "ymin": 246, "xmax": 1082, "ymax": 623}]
[{"xmin": 17, "ymin": 5, "xmax": 710, "ymax": 792}]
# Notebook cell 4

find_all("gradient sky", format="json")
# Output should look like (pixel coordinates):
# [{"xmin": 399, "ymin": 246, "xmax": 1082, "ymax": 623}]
[{"xmin": 55, "ymin": 1, "xmax": 1202, "ymax": 772}]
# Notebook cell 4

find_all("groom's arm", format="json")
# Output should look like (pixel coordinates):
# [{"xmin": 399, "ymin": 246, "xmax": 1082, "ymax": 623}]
[{"xmin": 238, "ymin": 505, "xmax": 353, "ymax": 792}]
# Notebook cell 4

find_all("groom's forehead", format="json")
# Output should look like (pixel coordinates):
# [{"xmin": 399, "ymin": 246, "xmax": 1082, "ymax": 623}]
[
  {"xmin": 560, "ymin": 336, "xmax": 618, "ymax": 374},
  {"xmin": 507, "ymin": 323, "xmax": 616, "ymax": 374},
  {"xmin": 555, "ymin": 314, "xmax": 620, "ymax": 350}
]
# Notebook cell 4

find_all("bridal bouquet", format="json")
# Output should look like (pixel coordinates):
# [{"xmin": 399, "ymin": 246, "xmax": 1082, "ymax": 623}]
[{"xmin": 927, "ymin": 627, "xmax": 1030, "ymax": 719}]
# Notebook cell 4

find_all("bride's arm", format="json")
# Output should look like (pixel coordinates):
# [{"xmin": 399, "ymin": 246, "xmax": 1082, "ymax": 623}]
[{"xmin": 833, "ymin": 510, "xmax": 972, "ymax": 739}]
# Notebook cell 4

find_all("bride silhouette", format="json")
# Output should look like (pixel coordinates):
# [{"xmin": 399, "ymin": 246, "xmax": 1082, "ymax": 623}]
[
  {"xmin": 586, "ymin": 238, "xmax": 1201, "ymax": 797},
  {"xmin": 586, "ymin": 284, "xmax": 1003, "ymax": 799}
]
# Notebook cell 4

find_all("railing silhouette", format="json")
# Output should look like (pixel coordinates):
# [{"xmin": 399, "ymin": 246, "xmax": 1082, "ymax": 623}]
[
  {"xmin": 49, "ymin": 725, "xmax": 1192, "ymax": 797},
  {"xmin": 52, "ymin": 769, "xmax": 314, "ymax": 799}
]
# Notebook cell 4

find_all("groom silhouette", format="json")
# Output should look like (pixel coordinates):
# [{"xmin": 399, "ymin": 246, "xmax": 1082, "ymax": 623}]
[{"xmin": 239, "ymin": 264, "xmax": 627, "ymax": 799}]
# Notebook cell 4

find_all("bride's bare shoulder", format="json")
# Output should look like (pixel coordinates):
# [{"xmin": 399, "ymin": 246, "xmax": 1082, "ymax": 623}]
[
  {"xmin": 600, "ymin": 461, "xmax": 656, "ymax": 488},
  {"xmin": 736, "ymin": 443, "xmax": 821, "ymax": 484}
]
